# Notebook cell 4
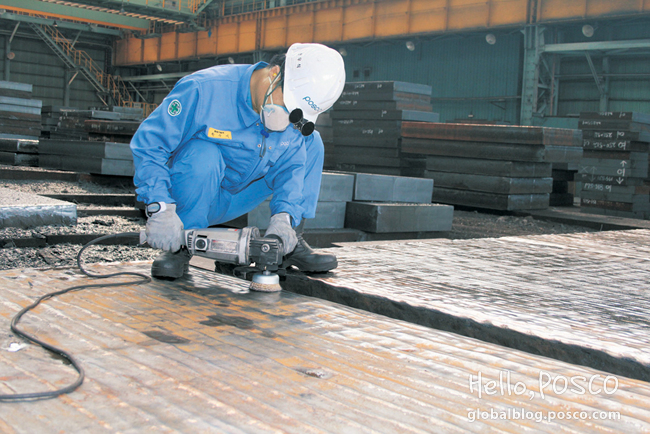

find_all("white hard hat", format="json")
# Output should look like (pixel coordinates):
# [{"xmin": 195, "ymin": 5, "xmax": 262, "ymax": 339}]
[{"xmin": 283, "ymin": 43, "xmax": 346, "ymax": 124}]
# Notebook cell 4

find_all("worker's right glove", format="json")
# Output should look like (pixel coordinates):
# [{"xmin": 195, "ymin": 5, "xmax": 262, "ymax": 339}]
[
  {"xmin": 145, "ymin": 203, "xmax": 185, "ymax": 252},
  {"xmin": 265, "ymin": 212, "xmax": 298, "ymax": 256}
]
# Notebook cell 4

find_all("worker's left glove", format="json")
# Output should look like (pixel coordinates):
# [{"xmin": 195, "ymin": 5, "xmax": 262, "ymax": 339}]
[{"xmin": 265, "ymin": 212, "xmax": 298, "ymax": 256}]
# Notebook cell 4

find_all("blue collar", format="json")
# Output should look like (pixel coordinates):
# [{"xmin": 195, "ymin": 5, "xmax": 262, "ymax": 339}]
[{"xmin": 238, "ymin": 61, "xmax": 268, "ymax": 127}]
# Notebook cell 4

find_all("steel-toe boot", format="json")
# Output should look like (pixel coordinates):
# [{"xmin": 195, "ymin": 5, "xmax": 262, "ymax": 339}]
[
  {"xmin": 151, "ymin": 248, "xmax": 191, "ymax": 279},
  {"xmin": 282, "ymin": 221, "xmax": 337, "ymax": 272}
]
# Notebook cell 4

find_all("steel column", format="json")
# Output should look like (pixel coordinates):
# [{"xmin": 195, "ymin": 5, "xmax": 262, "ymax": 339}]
[
  {"xmin": 4, "ymin": 36, "xmax": 10, "ymax": 81},
  {"xmin": 520, "ymin": 25, "xmax": 544, "ymax": 126}
]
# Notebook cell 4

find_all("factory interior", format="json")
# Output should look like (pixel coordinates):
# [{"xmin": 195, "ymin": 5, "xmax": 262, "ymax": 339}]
[{"xmin": 1, "ymin": 0, "xmax": 650, "ymax": 432}]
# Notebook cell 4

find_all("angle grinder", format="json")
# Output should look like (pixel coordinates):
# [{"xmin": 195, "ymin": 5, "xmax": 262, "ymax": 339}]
[{"xmin": 140, "ymin": 226, "xmax": 284, "ymax": 292}]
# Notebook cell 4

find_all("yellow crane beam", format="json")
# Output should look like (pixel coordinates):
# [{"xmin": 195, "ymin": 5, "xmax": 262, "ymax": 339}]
[{"xmin": 113, "ymin": 0, "xmax": 650, "ymax": 66}]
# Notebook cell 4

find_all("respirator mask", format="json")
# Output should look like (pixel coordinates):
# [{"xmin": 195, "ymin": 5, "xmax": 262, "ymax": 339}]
[
  {"xmin": 261, "ymin": 76, "xmax": 290, "ymax": 132},
  {"xmin": 261, "ymin": 74, "xmax": 315, "ymax": 136}
]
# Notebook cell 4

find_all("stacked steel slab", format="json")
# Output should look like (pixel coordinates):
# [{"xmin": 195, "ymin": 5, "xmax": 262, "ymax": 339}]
[
  {"xmin": 248, "ymin": 171, "xmax": 453, "ymax": 236},
  {"xmin": 343, "ymin": 172, "xmax": 453, "ymax": 234},
  {"xmin": 547, "ymin": 132, "xmax": 583, "ymax": 207},
  {"xmin": 39, "ymin": 107, "xmax": 142, "ymax": 177},
  {"xmin": 401, "ymin": 122, "xmax": 582, "ymax": 211},
  {"xmin": 248, "ymin": 172, "xmax": 354, "ymax": 230},
  {"xmin": 328, "ymin": 81, "xmax": 439, "ymax": 176},
  {"xmin": 41, "ymin": 106, "xmax": 142, "ymax": 142},
  {"xmin": 0, "ymin": 81, "xmax": 42, "ymax": 167},
  {"xmin": 578, "ymin": 112, "xmax": 650, "ymax": 219}
]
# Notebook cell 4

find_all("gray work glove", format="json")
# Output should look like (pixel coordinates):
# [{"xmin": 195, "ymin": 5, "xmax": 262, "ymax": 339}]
[
  {"xmin": 265, "ymin": 212, "xmax": 298, "ymax": 256},
  {"xmin": 145, "ymin": 203, "xmax": 185, "ymax": 252}
]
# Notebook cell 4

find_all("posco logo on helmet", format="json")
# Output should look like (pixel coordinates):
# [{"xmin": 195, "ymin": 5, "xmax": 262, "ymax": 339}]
[{"xmin": 303, "ymin": 96, "xmax": 322, "ymax": 112}]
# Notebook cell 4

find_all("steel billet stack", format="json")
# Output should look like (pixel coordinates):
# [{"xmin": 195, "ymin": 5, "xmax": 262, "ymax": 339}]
[
  {"xmin": 547, "ymin": 137, "xmax": 584, "ymax": 207},
  {"xmin": 38, "ymin": 106, "xmax": 143, "ymax": 177},
  {"xmin": 401, "ymin": 122, "xmax": 582, "ymax": 211},
  {"xmin": 328, "ymin": 81, "xmax": 439, "ymax": 176},
  {"xmin": 578, "ymin": 112, "xmax": 650, "ymax": 219},
  {"xmin": 0, "ymin": 81, "xmax": 42, "ymax": 167},
  {"xmin": 315, "ymin": 112, "xmax": 333, "ymax": 144}
]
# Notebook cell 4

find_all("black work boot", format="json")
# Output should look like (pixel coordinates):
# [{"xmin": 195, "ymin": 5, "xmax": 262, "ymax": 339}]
[
  {"xmin": 151, "ymin": 248, "xmax": 191, "ymax": 279},
  {"xmin": 282, "ymin": 221, "xmax": 337, "ymax": 272}
]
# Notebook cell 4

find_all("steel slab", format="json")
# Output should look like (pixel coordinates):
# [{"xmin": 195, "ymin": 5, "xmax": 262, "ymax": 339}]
[
  {"xmin": 334, "ymin": 99, "xmax": 433, "ymax": 112},
  {"xmin": 0, "ymin": 96, "xmax": 42, "ymax": 108},
  {"xmin": 426, "ymin": 172, "xmax": 553, "ymax": 194},
  {"xmin": 331, "ymin": 154, "xmax": 402, "ymax": 168},
  {"xmin": 580, "ymin": 112, "xmax": 650, "ymax": 123},
  {"xmin": 578, "ymin": 163, "xmax": 648, "ymax": 179},
  {"xmin": 581, "ymin": 197, "xmax": 650, "ymax": 212},
  {"xmin": 0, "ymin": 105, "xmax": 40, "ymax": 116},
  {"xmin": 331, "ymin": 110, "xmax": 439, "ymax": 122},
  {"xmin": 0, "ymin": 138, "xmax": 38, "ymax": 154},
  {"xmin": 334, "ymin": 146, "xmax": 400, "ymax": 158},
  {"xmin": 332, "ymin": 137, "xmax": 401, "ymax": 149},
  {"xmin": 340, "ymin": 90, "xmax": 433, "ymax": 103},
  {"xmin": 576, "ymin": 174, "xmax": 645, "ymax": 186},
  {"xmin": 582, "ymin": 183, "xmax": 650, "ymax": 195},
  {"xmin": 349, "ymin": 173, "xmax": 434, "ymax": 203},
  {"xmin": 0, "ymin": 151, "xmax": 38, "ymax": 166},
  {"xmin": 293, "ymin": 229, "xmax": 650, "ymax": 382},
  {"xmin": 345, "ymin": 202, "xmax": 453, "ymax": 233},
  {"xmin": 582, "ymin": 130, "xmax": 650, "ymax": 143},
  {"xmin": 426, "ymin": 156, "xmax": 552, "ymax": 177},
  {"xmin": 3, "ymin": 264, "xmax": 650, "ymax": 432},
  {"xmin": 581, "ymin": 190, "xmax": 650, "ymax": 203},
  {"xmin": 0, "ymin": 187, "xmax": 76, "ymax": 228},
  {"xmin": 580, "ymin": 206, "xmax": 648, "ymax": 219},
  {"xmin": 0, "ymin": 80, "xmax": 32, "ymax": 92},
  {"xmin": 248, "ymin": 200, "xmax": 347, "ymax": 230},
  {"xmin": 583, "ymin": 150, "xmax": 649, "ymax": 161},
  {"xmin": 83, "ymin": 120, "xmax": 141, "ymax": 135},
  {"xmin": 39, "ymin": 141, "xmax": 133, "ymax": 160},
  {"xmin": 583, "ymin": 139, "xmax": 650, "ymax": 152},
  {"xmin": 39, "ymin": 155, "xmax": 135, "ymax": 177},
  {"xmin": 402, "ymin": 138, "xmax": 547, "ymax": 162},
  {"xmin": 579, "ymin": 119, "xmax": 650, "ymax": 132},
  {"xmin": 334, "ymin": 163, "xmax": 402, "ymax": 176},
  {"xmin": 402, "ymin": 122, "xmax": 583, "ymax": 146},
  {"xmin": 319, "ymin": 172, "xmax": 355, "ymax": 202},
  {"xmin": 432, "ymin": 188, "xmax": 550, "ymax": 210},
  {"xmin": 333, "ymin": 126, "xmax": 401, "ymax": 140},
  {"xmin": 582, "ymin": 155, "xmax": 649, "ymax": 168},
  {"xmin": 543, "ymin": 145, "xmax": 584, "ymax": 163},
  {"xmin": 343, "ymin": 81, "xmax": 433, "ymax": 95}
]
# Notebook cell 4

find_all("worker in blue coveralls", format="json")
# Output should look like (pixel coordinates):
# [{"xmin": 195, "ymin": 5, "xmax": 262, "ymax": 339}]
[{"xmin": 131, "ymin": 43, "xmax": 346, "ymax": 279}]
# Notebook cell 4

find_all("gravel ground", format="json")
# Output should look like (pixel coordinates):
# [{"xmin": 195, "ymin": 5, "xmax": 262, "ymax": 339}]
[
  {"xmin": 0, "ymin": 174, "xmax": 155, "ymax": 270},
  {"xmin": 449, "ymin": 210, "xmax": 596, "ymax": 239},
  {"xmin": 0, "ymin": 215, "xmax": 144, "ymax": 239},
  {"xmin": 1, "ymin": 179, "xmax": 133, "ymax": 195},
  {"xmin": 0, "ymin": 170, "xmax": 597, "ymax": 271}
]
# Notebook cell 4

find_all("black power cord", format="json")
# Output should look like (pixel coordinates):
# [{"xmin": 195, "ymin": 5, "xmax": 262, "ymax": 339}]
[{"xmin": 0, "ymin": 232, "xmax": 151, "ymax": 401}]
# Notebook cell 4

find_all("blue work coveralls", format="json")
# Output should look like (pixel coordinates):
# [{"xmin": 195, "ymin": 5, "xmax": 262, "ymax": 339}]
[{"xmin": 130, "ymin": 62, "xmax": 324, "ymax": 230}]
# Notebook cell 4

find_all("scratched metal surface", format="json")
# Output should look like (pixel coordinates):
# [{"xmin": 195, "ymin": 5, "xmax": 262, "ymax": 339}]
[
  {"xmin": 307, "ymin": 229, "xmax": 650, "ymax": 370},
  {"xmin": 1, "ymin": 263, "xmax": 650, "ymax": 433}
]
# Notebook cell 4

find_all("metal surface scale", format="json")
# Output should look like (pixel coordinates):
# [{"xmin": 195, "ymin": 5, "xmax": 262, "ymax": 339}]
[{"xmin": 1, "ymin": 257, "xmax": 649, "ymax": 432}]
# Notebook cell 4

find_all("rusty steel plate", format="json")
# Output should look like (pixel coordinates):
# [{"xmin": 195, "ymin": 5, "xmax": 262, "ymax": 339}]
[{"xmin": 0, "ymin": 262, "xmax": 649, "ymax": 432}]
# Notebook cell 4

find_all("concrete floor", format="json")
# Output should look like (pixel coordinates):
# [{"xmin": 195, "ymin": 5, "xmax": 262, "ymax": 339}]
[{"xmin": 0, "ymin": 230, "xmax": 649, "ymax": 432}]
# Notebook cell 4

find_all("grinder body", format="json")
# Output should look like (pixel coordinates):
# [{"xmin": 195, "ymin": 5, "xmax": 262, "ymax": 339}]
[{"xmin": 184, "ymin": 227, "xmax": 283, "ymax": 272}]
